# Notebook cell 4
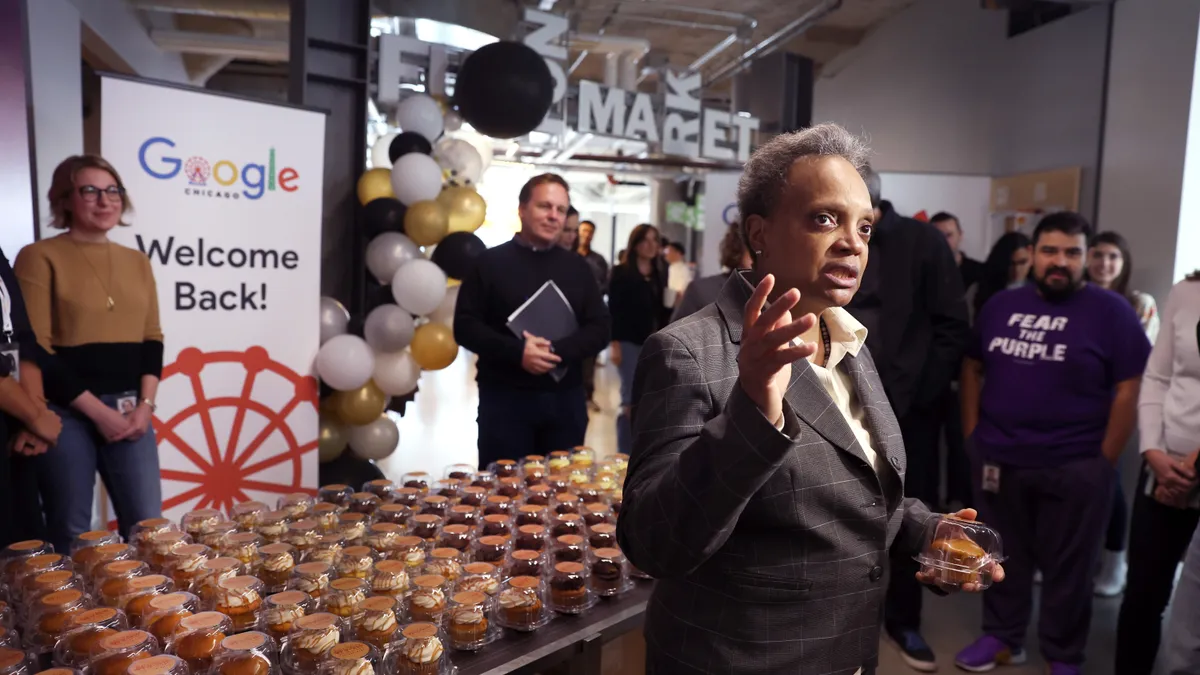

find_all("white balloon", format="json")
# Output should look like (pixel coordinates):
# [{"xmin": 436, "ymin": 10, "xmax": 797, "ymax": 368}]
[
  {"xmin": 433, "ymin": 138, "xmax": 483, "ymax": 187},
  {"xmin": 365, "ymin": 232, "xmax": 420, "ymax": 285},
  {"xmin": 348, "ymin": 415, "xmax": 400, "ymax": 460},
  {"xmin": 373, "ymin": 350, "xmax": 421, "ymax": 397},
  {"xmin": 391, "ymin": 259, "xmax": 447, "ymax": 316},
  {"xmin": 370, "ymin": 132, "xmax": 398, "ymax": 169},
  {"xmin": 364, "ymin": 304, "xmax": 416, "ymax": 353},
  {"xmin": 428, "ymin": 285, "xmax": 459, "ymax": 328},
  {"xmin": 315, "ymin": 334, "xmax": 375, "ymax": 391},
  {"xmin": 450, "ymin": 129, "xmax": 493, "ymax": 174},
  {"xmin": 390, "ymin": 153, "xmax": 444, "ymax": 206},
  {"xmin": 319, "ymin": 296, "xmax": 350, "ymax": 344},
  {"xmin": 443, "ymin": 110, "xmax": 463, "ymax": 133},
  {"xmin": 395, "ymin": 94, "xmax": 444, "ymax": 143}
]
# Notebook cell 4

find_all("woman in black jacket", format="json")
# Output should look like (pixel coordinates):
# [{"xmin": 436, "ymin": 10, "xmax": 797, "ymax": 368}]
[
  {"xmin": 0, "ymin": 246, "xmax": 62, "ymax": 547},
  {"xmin": 607, "ymin": 223, "xmax": 663, "ymax": 454}
]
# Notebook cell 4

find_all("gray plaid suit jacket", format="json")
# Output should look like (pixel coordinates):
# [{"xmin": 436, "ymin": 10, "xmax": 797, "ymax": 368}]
[{"xmin": 617, "ymin": 272, "xmax": 938, "ymax": 675}]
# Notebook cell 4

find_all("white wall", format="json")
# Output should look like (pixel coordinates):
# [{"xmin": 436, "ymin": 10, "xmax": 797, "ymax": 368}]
[
  {"xmin": 1097, "ymin": 0, "xmax": 1200, "ymax": 302},
  {"xmin": 879, "ymin": 173, "xmax": 993, "ymax": 261},
  {"xmin": 815, "ymin": 0, "xmax": 1110, "ymax": 221},
  {"xmin": 26, "ymin": 0, "xmax": 84, "ymax": 235}
]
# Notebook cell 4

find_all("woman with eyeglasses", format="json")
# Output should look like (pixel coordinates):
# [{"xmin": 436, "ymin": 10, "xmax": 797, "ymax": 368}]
[{"xmin": 14, "ymin": 154, "xmax": 164, "ymax": 552}]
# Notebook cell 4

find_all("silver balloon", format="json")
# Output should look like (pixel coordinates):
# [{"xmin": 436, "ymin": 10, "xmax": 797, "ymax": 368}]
[
  {"xmin": 371, "ymin": 132, "xmax": 398, "ymax": 169},
  {"xmin": 315, "ymin": 334, "xmax": 375, "ymax": 391},
  {"xmin": 433, "ymin": 138, "xmax": 483, "ymax": 187},
  {"xmin": 319, "ymin": 296, "xmax": 350, "ymax": 345},
  {"xmin": 363, "ymin": 304, "xmax": 416, "ymax": 353},
  {"xmin": 391, "ymin": 259, "xmax": 447, "ymax": 317},
  {"xmin": 428, "ymin": 285, "xmax": 458, "ymax": 329},
  {"xmin": 373, "ymin": 350, "xmax": 421, "ymax": 397},
  {"xmin": 365, "ymin": 232, "xmax": 421, "ymax": 285},
  {"xmin": 348, "ymin": 415, "xmax": 400, "ymax": 460}
]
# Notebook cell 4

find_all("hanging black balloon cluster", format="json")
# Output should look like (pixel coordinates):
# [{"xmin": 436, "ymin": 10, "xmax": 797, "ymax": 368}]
[{"xmin": 454, "ymin": 41, "xmax": 555, "ymax": 139}]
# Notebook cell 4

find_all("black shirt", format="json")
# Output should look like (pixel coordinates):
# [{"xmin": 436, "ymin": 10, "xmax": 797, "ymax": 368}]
[
  {"xmin": 454, "ymin": 238, "xmax": 610, "ymax": 391},
  {"xmin": 960, "ymin": 256, "xmax": 984, "ymax": 294},
  {"xmin": 609, "ymin": 264, "xmax": 663, "ymax": 345}
]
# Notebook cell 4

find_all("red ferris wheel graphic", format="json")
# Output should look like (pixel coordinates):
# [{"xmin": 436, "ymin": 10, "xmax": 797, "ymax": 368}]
[{"xmin": 110, "ymin": 346, "xmax": 319, "ymax": 527}]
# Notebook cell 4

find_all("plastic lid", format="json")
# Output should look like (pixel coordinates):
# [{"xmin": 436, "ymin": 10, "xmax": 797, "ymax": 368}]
[
  {"xmin": 557, "ymin": 514, "xmax": 581, "ymax": 523},
  {"xmin": 8, "ymin": 539, "xmax": 46, "ymax": 551},
  {"xmin": 267, "ymin": 591, "xmax": 308, "ymax": 606},
  {"xmin": 329, "ymin": 642, "xmax": 369, "ymax": 660},
  {"xmin": 483, "ymin": 515, "xmax": 509, "ymax": 524},
  {"xmin": 442, "ymin": 525, "xmax": 469, "ymax": 535},
  {"xmin": 366, "ymin": 479, "xmax": 394, "ymax": 487},
  {"xmin": 288, "ymin": 520, "xmax": 318, "ymax": 531},
  {"xmin": 329, "ymin": 579, "xmax": 361, "ymax": 591},
  {"xmin": 0, "ymin": 649, "xmax": 24, "ymax": 669},
  {"xmin": 594, "ymin": 548, "xmax": 622, "ymax": 558},
  {"xmin": 25, "ymin": 553, "xmax": 62, "ymax": 568},
  {"xmin": 322, "ymin": 484, "xmax": 349, "ymax": 491},
  {"xmin": 221, "ymin": 632, "xmax": 267, "ymax": 650},
  {"xmin": 413, "ymin": 575, "xmax": 445, "ymax": 589},
  {"xmin": 226, "ymin": 533, "xmax": 259, "ymax": 545},
  {"xmin": 294, "ymin": 614, "xmax": 336, "ymax": 630},
  {"xmin": 486, "ymin": 496, "xmax": 510, "ymax": 504},
  {"xmin": 478, "ymin": 536, "xmax": 506, "ymax": 547},
  {"xmin": 394, "ymin": 536, "xmax": 422, "ymax": 547},
  {"xmin": 219, "ymin": 576, "xmax": 257, "ymax": 591},
  {"xmin": 411, "ymin": 515, "xmax": 439, "ymax": 524},
  {"xmin": 179, "ymin": 612, "xmax": 226, "ymax": 630},
  {"xmin": 342, "ymin": 546, "xmax": 371, "ymax": 557},
  {"xmin": 43, "ymin": 589, "xmax": 83, "ymax": 606},
  {"xmin": 79, "ymin": 531, "xmax": 111, "ymax": 542},
  {"xmin": 430, "ymin": 549, "xmax": 457, "ymax": 560},
  {"xmin": 204, "ymin": 558, "xmax": 240, "ymax": 571},
  {"xmin": 590, "ymin": 524, "xmax": 616, "ymax": 534},
  {"xmin": 557, "ymin": 535, "xmax": 584, "ymax": 546},
  {"xmin": 259, "ymin": 544, "xmax": 292, "ymax": 556},
  {"xmin": 349, "ymin": 493, "xmax": 376, "ymax": 501},
  {"xmin": 369, "ymin": 523, "xmax": 401, "ymax": 534},
  {"xmin": 339, "ymin": 513, "xmax": 366, "ymax": 523},
  {"xmin": 33, "ymin": 571, "xmax": 72, "ymax": 586},
  {"xmin": 105, "ymin": 561, "xmax": 142, "ymax": 574},
  {"xmin": 359, "ymin": 597, "xmax": 393, "ymax": 612},
  {"xmin": 452, "ymin": 592, "xmax": 484, "ymax": 605},
  {"xmin": 374, "ymin": 561, "xmax": 405, "ymax": 574},
  {"xmin": 401, "ymin": 624, "xmax": 437, "ymax": 639},
  {"xmin": 509, "ymin": 576, "xmax": 539, "ymax": 589},
  {"xmin": 555, "ymin": 562, "xmax": 584, "ymax": 574},
  {"xmin": 519, "ymin": 505, "xmax": 545, "ymax": 514},
  {"xmin": 75, "ymin": 608, "xmax": 119, "ymax": 624},
  {"xmin": 462, "ymin": 563, "xmax": 493, "ymax": 575},
  {"xmin": 424, "ymin": 496, "xmax": 448, "ymax": 504},
  {"xmin": 512, "ymin": 550, "xmax": 539, "ymax": 562},
  {"xmin": 127, "ymin": 655, "xmax": 179, "ymax": 675},
  {"xmin": 98, "ymin": 630, "xmax": 151, "ymax": 650},
  {"xmin": 295, "ymin": 562, "xmax": 330, "ymax": 575},
  {"xmin": 518, "ymin": 525, "xmax": 545, "ymax": 535}
]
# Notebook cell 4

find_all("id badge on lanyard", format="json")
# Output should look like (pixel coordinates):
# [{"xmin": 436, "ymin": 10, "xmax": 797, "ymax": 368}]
[{"xmin": 0, "ymin": 276, "xmax": 19, "ymax": 381}]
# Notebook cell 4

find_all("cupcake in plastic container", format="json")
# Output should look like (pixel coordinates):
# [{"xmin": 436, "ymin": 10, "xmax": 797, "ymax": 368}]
[
  {"xmin": 445, "ymin": 592, "xmax": 496, "ymax": 651},
  {"xmin": 546, "ymin": 451, "xmax": 571, "ymax": 474},
  {"xmin": 407, "ymin": 576, "xmax": 447, "ymax": 624},
  {"xmin": 51, "ymin": 607, "xmax": 128, "ymax": 668},
  {"xmin": 400, "ymin": 473, "xmax": 432, "ymax": 495},
  {"xmin": 262, "ymin": 591, "xmax": 311, "ymax": 643},
  {"xmin": 407, "ymin": 518, "xmax": 442, "ymax": 548},
  {"xmin": 254, "ymin": 512, "xmax": 291, "ymax": 545},
  {"xmin": 494, "ymin": 577, "xmax": 549, "ymax": 632},
  {"xmin": 550, "ymin": 535, "xmax": 588, "ymax": 565},
  {"xmin": 278, "ymin": 494, "xmax": 316, "ymax": 521},
  {"xmin": 419, "ymin": 497, "xmax": 451, "ymax": 521},
  {"xmin": 348, "ymin": 493, "xmax": 381, "ymax": 517},
  {"xmin": 69, "ymin": 531, "xmax": 120, "ymax": 567},
  {"xmin": 391, "ymin": 623, "xmax": 451, "ymax": 675},
  {"xmin": 141, "ymin": 592, "xmax": 199, "ymax": 644},
  {"xmin": 369, "ymin": 562, "xmax": 410, "ymax": 604},
  {"xmin": 335, "ymin": 547, "xmax": 376, "ymax": 580},
  {"xmin": 284, "ymin": 521, "xmax": 321, "ymax": 557},
  {"xmin": 321, "ymin": 579, "xmax": 367, "ymax": 619},
  {"xmin": 548, "ymin": 562, "xmax": 594, "ymax": 615},
  {"xmin": 336, "ymin": 515, "xmax": 368, "ymax": 548},
  {"xmin": 86, "ymin": 630, "xmax": 160, "ymax": 675},
  {"xmin": 0, "ymin": 646, "xmax": 34, "ymax": 675},
  {"xmin": 231, "ymin": 503, "xmax": 271, "ymax": 533},
  {"xmin": 124, "ymin": 654, "xmax": 188, "ymax": 675},
  {"xmin": 375, "ymin": 505, "xmax": 412, "ymax": 529},
  {"xmin": 282, "ymin": 613, "xmax": 342, "ymax": 675},
  {"xmin": 364, "ymin": 525, "xmax": 404, "ymax": 559},
  {"xmin": 193, "ymin": 558, "xmax": 246, "ymax": 605},
  {"xmin": 95, "ymin": 560, "xmax": 150, "ymax": 608},
  {"xmin": 351, "ymin": 597, "xmax": 400, "ymax": 652},
  {"xmin": 390, "ymin": 489, "xmax": 420, "ymax": 511},
  {"xmin": 258, "ymin": 544, "xmax": 297, "ymax": 594},
  {"xmin": 433, "ymin": 480, "xmax": 462, "ymax": 503},
  {"xmin": 311, "ymin": 504, "xmax": 344, "ymax": 535},
  {"xmin": 322, "ymin": 642, "xmax": 381, "ymax": 675},
  {"xmin": 478, "ymin": 516, "xmax": 511, "ymax": 541},
  {"xmin": 422, "ymin": 549, "xmax": 463, "ymax": 584},
  {"xmin": 222, "ymin": 533, "xmax": 264, "ymax": 571},
  {"xmin": 130, "ymin": 520, "xmax": 176, "ymax": 560},
  {"xmin": 494, "ymin": 479, "xmax": 523, "ymax": 501},
  {"xmin": 587, "ymin": 524, "xmax": 617, "ymax": 551},
  {"xmin": 515, "ymin": 506, "xmax": 547, "ymax": 529},
  {"xmin": 211, "ymin": 576, "xmax": 264, "ymax": 633},
  {"xmin": 913, "ymin": 516, "xmax": 1004, "ymax": 591},
  {"xmin": 362, "ymin": 479, "xmax": 396, "ymax": 502},
  {"xmin": 212, "ymin": 631, "xmax": 278, "ymax": 675},
  {"xmin": 318, "ymin": 485, "xmax": 354, "ymax": 508},
  {"xmin": 435, "ymin": 526, "xmax": 471, "ymax": 553},
  {"xmin": 307, "ymin": 535, "xmax": 346, "ymax": 567},
  {"xmin": 481, "ymin": 496, "xmax": 512, "ymax": 519},
  {"xmin": 514, "ymin": 526, "xmax": 548, "ymax": 553},
  {"xmin": 456, "ymin": 489, "xmax": 486, "ymax": 510},
  {"xmin": 469, "ymin": 538, "xmax": 508, "ymax": 566},
  {"xmin": 589, "ymin": 548, "xmax": 633, "ymax": 598},
  {"xmin": 162, "ymin": 545, "xmax": 212, "ymax": 594},
  {"xmin": 168, "ymin": 612, "xmax": 230, "ymax": 673},
  {"xmin": 28, "ymin": 589, "xmax": 92, "ymax": 655},
  {"xmin": 503, "ymin": 550, "xmax": 546, "ymax": 580},
  {"xmin": 121, "ymin": 575, "xmax": 174, "ymax": 626},
  {"xmin": 292, "ymin": 563, "xmax": 332, "ymax": 601},
  {"xmin": 523, "ymin": 485, "xmax": 552, "ymax": 508},
  {"xmin": 443, "ymin": 465, "xmax": 474, "ymax": 482},
  {"xmin": 452, "ymin": 564, "xmax": 499, "ymax": 598},
  {"xmin": 581, "ymin": 504, "xmax": 612, "ymax": 529},
  {"xmin": 181, "ymin": 510, "xmax": 227, "ymax": 543},
  {"xmin": 549, "ymin": 514, "xmax": 584, "ymax": 540},
  {"xmin": 392, "ymin": 538, "xmax": 426, "ymax": 572}
]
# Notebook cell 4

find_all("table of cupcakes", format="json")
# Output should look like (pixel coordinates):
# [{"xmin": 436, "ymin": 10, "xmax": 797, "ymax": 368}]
[{"xmin": 0, "ymin": 448, "xmax": 651, "ymax": 675}]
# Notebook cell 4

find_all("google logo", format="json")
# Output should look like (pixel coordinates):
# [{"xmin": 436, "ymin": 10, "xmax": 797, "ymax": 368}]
[{"xmin": 138, "ymin": 137, "xmax": 299, "ymax": 200}]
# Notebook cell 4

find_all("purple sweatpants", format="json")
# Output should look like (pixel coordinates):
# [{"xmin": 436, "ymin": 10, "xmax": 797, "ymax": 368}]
[{"xmin": 969, "ymin": 444, "xmax": 1114, "ymax": 665}]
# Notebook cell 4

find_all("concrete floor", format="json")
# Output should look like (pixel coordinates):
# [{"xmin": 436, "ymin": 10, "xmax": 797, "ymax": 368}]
[{"xmin": 382, "ymin": 351, "xmax": 1154, "ymax": 674}]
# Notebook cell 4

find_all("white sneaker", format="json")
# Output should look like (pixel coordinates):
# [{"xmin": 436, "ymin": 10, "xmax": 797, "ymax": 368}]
[
  {"xmin": 1094, "ymin": 549, "xmax": 1127, "ymax": 597},
  {"xmin": 1033, "ymin": 569, "xmax": 1042, "ymax": 584}
]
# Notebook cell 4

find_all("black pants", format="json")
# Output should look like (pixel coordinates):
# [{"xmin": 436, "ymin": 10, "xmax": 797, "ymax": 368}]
[
  {"xmin": 939, "ymin": 385, "xmax": 973, "ymax": 508},
  {"xmin": 1105, "ymin": 469, "xmax": 1129, "ymax": 551},
  {"xmin": 476, "ymin": 385, "xmax": 588, "ymax": 470},
  {"xmin": 885, "ymin": 405, "xmax": 941, "ymax": 634},
  {"xmin": 1114, "ymin": 463, "xmax": 1200, "ymax": 675},
  {"xmin": 581, "ymin": 356, "xmax": 596, "ymax": 403}
]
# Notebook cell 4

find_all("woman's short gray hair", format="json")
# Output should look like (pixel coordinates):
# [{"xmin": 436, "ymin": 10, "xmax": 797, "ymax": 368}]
[{"xmin": 736, "ymin": 123, "xmax": 871, "ymax": 223}]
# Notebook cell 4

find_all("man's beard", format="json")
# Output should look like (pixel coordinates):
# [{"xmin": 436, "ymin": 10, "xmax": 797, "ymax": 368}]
[{"xmin": 1034, "ymin": 266, "xmax": 1082, "ymax": 302}]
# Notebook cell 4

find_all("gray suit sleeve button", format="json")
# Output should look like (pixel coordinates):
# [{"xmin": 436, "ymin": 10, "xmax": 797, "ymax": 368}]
[{"xmin": 869, "ymin": 565, "xmax": 884, "ymax": 582}]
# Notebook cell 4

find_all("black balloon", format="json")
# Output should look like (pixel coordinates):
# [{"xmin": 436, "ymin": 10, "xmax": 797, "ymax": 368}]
[
  {"xmin": 363, "ymin": 281, "xmax": 395, "ymax": 315},
  {"xmin": 430, "ymin": 231, "xmax": 486, "ymax": 280},
  {"xmin": 388, "ymin": 131, "xmax": 433, "ymax": 161},
  {"xmin": 362, "ymin": 197, "xmax": 407, "ymax": 237},
  {"xmin": 454, "ymin": 41, "xmax": 554, "ymax": 139}
]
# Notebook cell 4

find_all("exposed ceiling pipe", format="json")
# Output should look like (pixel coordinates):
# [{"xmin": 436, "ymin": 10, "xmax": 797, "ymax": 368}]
[
  {"xmin": 128, "ymin": 0, "xmax": 288, "ymax": 21},
  {"xmin": 707, "ymin": 0, "xmax": 842, "ymax": 84},
  {"xmin": 689, "ymin": 32, "xmax": 740, "ymax": 72},
  {"xmin": 571, "ymin": 33, "xmax": 651, "ymax": 57},
  {"xmin": 150, "ymin": 29, "xmax": 288, "ymax": 61}
]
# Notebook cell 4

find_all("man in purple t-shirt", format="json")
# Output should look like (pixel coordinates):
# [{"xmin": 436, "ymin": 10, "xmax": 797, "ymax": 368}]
[{"xmin": 955, "ymin": 212, "xmax": 1150, "ymax": 675}]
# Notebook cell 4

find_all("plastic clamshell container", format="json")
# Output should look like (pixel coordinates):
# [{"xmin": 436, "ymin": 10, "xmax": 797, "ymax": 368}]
[{"xmin": 913, "ymin": 515, "xmax": 1005, "ymax": 590}]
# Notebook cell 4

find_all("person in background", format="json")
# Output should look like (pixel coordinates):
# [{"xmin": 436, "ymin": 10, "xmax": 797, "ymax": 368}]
[
  {"xmin": 931, "ymin": 211, "xmax": 985, "ymax": 294},
  {"xmin": 15, "ymin": 155, "xmax": 165, "ymax": 552},
  {"xmin": 670, "ymin": 221, "xmax": 752, "ymax": 323},
  {"xmin": 557, "ymin": 205, "xmax": 580, "ymax": 252},
  {"xmin": 607, "ymin": 224, "xmax": 663, "ymax": 455},
  {"xmin": 454, "ymin": 173, "xmax": 610, "ymax": 468},
  {"xmin": 575, "ymin": 217, "xmax": 608, "ymax": 412},
  {"xmin": 1085, "ymin": 230, "xmax": 1159, "ymax": 597},
  {"xmin": 972, "ymin": 231, "xmax": 1033, "ymax": 320},
  {"xmin": 662, "ymin": 241, "xmax": 692, "ymax": 311},
  {"xmin": 846, "ymin": 169, "xmax": 969, "ymax": 672},
  {"xmin": 1114, "ymin": 271, "xmax": 1200, "ymax": 675},
  {"xmin": 0, "ymin": 246, "xmax": 62, "ymax": 547},
  {"xmin": 956, "ymin": 212, "xmax": 1150, "ymax": 675}
]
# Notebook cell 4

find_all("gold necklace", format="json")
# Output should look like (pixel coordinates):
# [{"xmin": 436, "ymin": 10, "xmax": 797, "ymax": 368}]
[{"xmin": 69, "ymin": 237, "xmax": 115, "ymax": 310}]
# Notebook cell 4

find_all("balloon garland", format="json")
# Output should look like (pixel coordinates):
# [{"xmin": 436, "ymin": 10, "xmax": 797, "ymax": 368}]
[{"xmin": 318, "ymin": 41, "xmax": 554, "ymax": 467}]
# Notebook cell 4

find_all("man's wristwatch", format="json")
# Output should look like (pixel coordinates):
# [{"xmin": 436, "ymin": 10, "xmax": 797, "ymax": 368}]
[{"xmin": 140, "ymin": 399, "xmax": 157, "ymax": 412}]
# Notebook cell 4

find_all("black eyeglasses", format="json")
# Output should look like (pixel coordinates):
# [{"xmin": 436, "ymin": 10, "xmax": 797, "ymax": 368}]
[{"xmin": 78, "ymin": 185, "xmax": 126, "ymax": 202}]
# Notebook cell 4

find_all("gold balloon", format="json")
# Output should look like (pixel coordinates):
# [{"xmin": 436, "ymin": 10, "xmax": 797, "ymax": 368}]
[
  {"xmin": 410, "ymin": 322, "xmax": 458, "ymax": 371},
  {"xmin": 404, "ymin": 200, "xmax": 450, "ymax": 246},
  {"xmin": 330, "ymin": 381, "xmax": 388, "ymax": 426},
  {"xmin": 318, "ymin": 417, "xmax": 348, "ymax": 463},
  {"xmin": 431, "ymin": 93, "xmax": 451, "ymax": 115},
  {"xmin": 437, "ymin": 186, "xmax": 487, "ymax": 234},
  {"xmin": 447, "ymin": 277, "xmax": 461, "ymax": 288},
  {"xmin": 357, "ymin": 168, "xmax": 395, "ymax": 205}
]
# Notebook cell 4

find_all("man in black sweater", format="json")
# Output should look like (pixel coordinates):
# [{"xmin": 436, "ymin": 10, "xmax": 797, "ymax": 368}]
[
  {"xmin": 845, "ymin": 168, "xmax": 969, "ymax": 672},
  {"xmin": 454, "ymin": 174, "xmax": 610, "ymax": 469}
]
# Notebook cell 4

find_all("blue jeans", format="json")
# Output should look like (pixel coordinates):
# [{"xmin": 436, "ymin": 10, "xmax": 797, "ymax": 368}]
[
  {"xmin": 476, "ymin": 386, "xmax": 588, "ymax": 470},
  {"xmin": 615, "ymin": 341, "xmax": 642, "ymax": 455},
  {"xmin": 1161, "ymin": 520, "xmax": 1200, "ymax": 674},
  {"xmin": 34, "ymin": 396, "xmax": 162, "ymax": 552}
]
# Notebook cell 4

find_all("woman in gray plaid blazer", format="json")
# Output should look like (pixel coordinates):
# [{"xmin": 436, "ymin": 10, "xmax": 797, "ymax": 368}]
[{"xmin": 617, "ymin": 124, "xmax": 1001, "ymax": 675}]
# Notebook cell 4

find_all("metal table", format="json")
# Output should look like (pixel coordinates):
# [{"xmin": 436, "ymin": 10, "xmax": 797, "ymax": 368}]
[{"xmin": 454, "ymin": 580, "xmax": 654, "ymax": 675}]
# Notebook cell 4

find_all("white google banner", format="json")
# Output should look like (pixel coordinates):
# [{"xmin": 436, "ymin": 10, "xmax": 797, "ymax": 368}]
[{"xmin": 101, "ymin": 75, "xmax": 326, "ymax": 521}]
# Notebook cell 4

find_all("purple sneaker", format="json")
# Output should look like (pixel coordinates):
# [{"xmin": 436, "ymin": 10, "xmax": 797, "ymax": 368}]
[
  {"xmin": 1048, "ymin": 663, "xmax": 1081, "ymax": 675},
  {"xmin": 954, "ymin": 635, "xmax": 1027, "ymax": 672}
]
